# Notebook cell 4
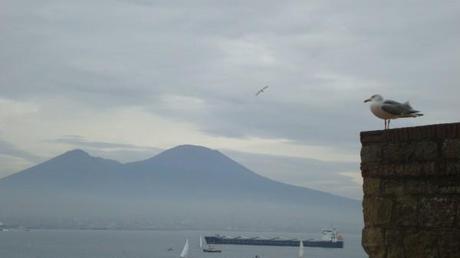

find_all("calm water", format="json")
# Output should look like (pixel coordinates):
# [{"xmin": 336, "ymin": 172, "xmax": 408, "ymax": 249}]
[{"xmin": 0, "ymin": 229, "xmax": 366, "ymax": 258}]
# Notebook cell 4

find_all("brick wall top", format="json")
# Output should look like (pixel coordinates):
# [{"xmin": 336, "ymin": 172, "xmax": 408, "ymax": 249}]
[
  {"xmin": 360, "ymin": 122, "xmax": 460, "ymax": 178},
  {"xmin": 360, "ymin": 122, "xmax": 460, "ymax": 146}
]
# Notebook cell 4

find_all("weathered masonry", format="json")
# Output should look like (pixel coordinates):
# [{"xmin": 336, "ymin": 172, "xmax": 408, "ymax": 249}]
[{"xmin": 360, "ymin": 122, "xmax": 460, "ymax": 258}]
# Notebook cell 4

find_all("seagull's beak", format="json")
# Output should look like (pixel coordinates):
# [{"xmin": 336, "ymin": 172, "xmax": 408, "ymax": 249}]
[{"xmin": 364, "ymin": 98, "xmax": 371, "ymax": 103}]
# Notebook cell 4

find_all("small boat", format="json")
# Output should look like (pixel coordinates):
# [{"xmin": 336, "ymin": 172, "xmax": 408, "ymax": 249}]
[
  {"xmin": 0, "ymin": 222, "xmax": 7, "ymax": 232},
  {"xmin": 298, "ymin": 240, "xmax": 304, "ymax": 258},
  {"xmin": 200, "ymin": 236, "xmax": 222, "ymax": 253},
  {"xmin": 180, "ymin": 239, "xmax": 189, "ymax": 258}
]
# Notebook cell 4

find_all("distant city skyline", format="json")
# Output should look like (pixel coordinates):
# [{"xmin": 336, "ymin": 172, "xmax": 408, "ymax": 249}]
[{"xmin": 1, "ymin": 0, "xmax": 459, "ymax": 200}]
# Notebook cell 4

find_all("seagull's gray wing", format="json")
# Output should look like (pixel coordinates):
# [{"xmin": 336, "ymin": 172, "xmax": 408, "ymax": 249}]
[
  {"xmin": 381, "ymin": 100, "xmax": 408, "ymax": 115},
  {"xmin": 382, "ymin": 100, "xmax": 420, "ymax": 116},
  {"xmin": 383, "ymin": 100, "xmax": 402, "ymax": 106}
]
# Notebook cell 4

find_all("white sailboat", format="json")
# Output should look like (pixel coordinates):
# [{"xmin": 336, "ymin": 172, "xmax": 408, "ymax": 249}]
[
  {"xmin": 298, "ymin": 240, "xmax": 304, "ymax": 258},
  {"xmin": 180, "ymin": 239, "xmax": 190, "ymax": 258}
]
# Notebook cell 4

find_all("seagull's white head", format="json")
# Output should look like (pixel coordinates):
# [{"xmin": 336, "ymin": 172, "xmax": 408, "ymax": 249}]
[{"xmin": 364, "ymin": 94, "xmax": 384, "ymax": 103}]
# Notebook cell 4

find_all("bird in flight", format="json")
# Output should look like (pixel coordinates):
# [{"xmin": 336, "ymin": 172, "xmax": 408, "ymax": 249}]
[
  {"xmin": 364, "ymin": 94, "xmax": 423, "ymax": 129},
  {"xmin": 255, "ymin": 85, "xmax": 269, "ymax": 96}
]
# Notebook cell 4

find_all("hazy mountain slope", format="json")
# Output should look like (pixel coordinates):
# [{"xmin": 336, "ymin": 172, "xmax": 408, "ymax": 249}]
[
  {"xmin": 0, "ymin": 149, "xmax": 123, "ymax": 193},
  {"xmin": 123, "ymin": 145, "xmax": 357, "ymax": 206},
  {"xmin": 0, "ymin": 145, "xmax": 362, "ymax": 231}
]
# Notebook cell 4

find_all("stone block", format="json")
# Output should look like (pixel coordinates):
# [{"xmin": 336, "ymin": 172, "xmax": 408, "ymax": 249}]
[
  {"xmin": 362, "ymin": 162, "xmax": 439, "ymax": 178},
  {"xmin": 403, "ymin": 178, "xmax": 460, "ymax": 194},
  {"xmin": 419, "ymin": 197, "xmax": 457, "ymax": 228},
  {"xmin": 363, "ymin": 178, "xmax": 382, "ymax": 196},
  {"xmin": 386, "ymin": 245, "xmax": 405, "ymax": 258},
  {"xmin": 384, "ymin": 229, "xmax": 403, "ymax": 244},
  {"xmin": 360, "ymin": 130, "xmax": 386, "ymax": 145},
  {"xmin": 413, "ymin": 141, "xmax": 439, "ymax": 161},
  {"xmin": 362, "ymin": 227, "xmax": 386, "ymax": 258},
  {"xmin": 436, "ymin": 123, "xmax": 460, "ymax": 139},
  {"xmin": 361, "ymin": 163, "xmax": 384, "ymax": 178},
  {"xmin": 385, "ymin": 230, "xmax": 405, "ymax": 258},
  {"xmin": 382, "ymin": 141, "xmax": 438, "ymax": 163},
  {"xmin": 403, "ymin": 230, "xmax": 439, "ymax": 258},
  {"xmin": 388, "ymin": 163, "xmax": 437, "ymax": 177},
  {"xmin": 458, "ymin": 204, "xmax": 460, "ymax": 228},
  {"xmin": 410, "ymin": 126, "xmax": 437, "ymax": 142},
  {"xmin": 382, "ymin": 143, "xmax": 405, "ymax": 162},
  {"xmin": 438, "ymin": 230, "xmax": 460, "ymax": 258},
  {"xmin": 392, "ymin": 196, "xmax": 419, "ymax": 226},
  {"xmin": 363, "ymin": 196, "xmax": 393, "ymax": 226},
  {"xmin": 442, "ymin": 139, "xmax": 460, "ymax": 159},
  {"xmin": 437, "ymin": 178, "xmax": 460, "ymax": 194},
  {"xmin": 445, "ymin": 161, "xmax": 460, "ymax": 176},
  {"xmin": 398, "ymin": 162, "xmax": 437, "ymax": 177},
  {"xmin": 439, "ymin": 185, "xmax": 460, "ymax": 194},
  {"xmin": 404, "ymin": 179, "xmax": 434, "ymax": 194},
  {"xmin": 386, "ymin": 127, "xmax": 411, "ymax": 142},
  {"xmin": 362, "ymin": 144, "xmax": 383, "ymax": 164},
  {"xmin": 382, "ymin": 179, "xmax": 404, "ymax": 195}
]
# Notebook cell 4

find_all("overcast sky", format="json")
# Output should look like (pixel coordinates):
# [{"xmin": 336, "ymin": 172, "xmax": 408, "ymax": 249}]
[{"xmin": 1, "ymin": 0, "xmax": 459, "ymax": 199}]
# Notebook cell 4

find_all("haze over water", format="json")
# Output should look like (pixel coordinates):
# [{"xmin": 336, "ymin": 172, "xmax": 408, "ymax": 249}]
[{"xmin": 0, "ymin": 230, "xmax": 366, "ymax": 258}]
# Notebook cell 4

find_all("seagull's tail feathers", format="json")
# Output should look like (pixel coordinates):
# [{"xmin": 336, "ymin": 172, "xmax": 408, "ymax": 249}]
[
  {"xmin": 407, "ymin": 110, "xmax": 423, "ymax": 117},
  {"xmin": 402, "ymin": 101, "xmax": 423, "ymax": 117}
]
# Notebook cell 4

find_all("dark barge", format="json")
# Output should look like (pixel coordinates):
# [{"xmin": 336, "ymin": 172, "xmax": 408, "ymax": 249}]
[{"xmin": 205, "ymin": 229, "xmax": 344, "ymax": 249}]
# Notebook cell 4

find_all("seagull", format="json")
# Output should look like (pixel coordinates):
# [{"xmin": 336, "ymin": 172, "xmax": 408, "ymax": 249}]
[
  {"xmin": 255, "ymin": 85, "xmax": 269, "ymax": 96},
  {"xmin": 364, "ymin": 94, "xmax": 423, "ymax": 129}
]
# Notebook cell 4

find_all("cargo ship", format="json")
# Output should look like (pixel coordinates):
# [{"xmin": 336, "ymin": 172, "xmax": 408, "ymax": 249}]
[{"xmin": 205, "ymin": 228, "xmax": 343, "ymax": 248}]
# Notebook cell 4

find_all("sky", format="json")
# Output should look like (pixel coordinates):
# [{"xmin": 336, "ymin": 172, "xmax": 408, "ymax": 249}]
[{"xmin": 1, "ymin": 0, "xmax": 459, "ymax": 199}]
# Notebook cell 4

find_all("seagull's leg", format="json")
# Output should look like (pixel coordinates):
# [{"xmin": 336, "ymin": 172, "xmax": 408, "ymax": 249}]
[
  {"xmin": 384, "ymin": 119, "xmax": 387, "ymax": 129},
  {"xmin": 388, "ymin": 120, "xmax": 391, "ymax": 129}
]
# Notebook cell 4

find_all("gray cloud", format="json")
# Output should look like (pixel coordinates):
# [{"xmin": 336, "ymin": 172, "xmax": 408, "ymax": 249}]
[
  {"xmin": 4, "ymin": 0, "xmax": 457, "ymax": 145},
  {"xmin": 0, "ymin": 139, "xmax": 43, "ymax": 163},
  {"xmin": 1, "ymin": 0, "xmax": 459, "ymax": 195},
  {"xmin": 0, "ymin": 138, "xmax": 44, "ymax": 178},
  {"xmin": 52, "ymin": 135, "xmax": 160, "ymax": 151}
]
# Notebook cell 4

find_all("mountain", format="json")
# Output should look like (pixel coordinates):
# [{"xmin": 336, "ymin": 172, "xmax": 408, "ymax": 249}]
[
  {"xmin": 0, "ymin": 149, "xmax": 122, "ymax": 192},
  {"xmin": 0, "ymin": 145, "xmax": 362, "ymax": 232}
]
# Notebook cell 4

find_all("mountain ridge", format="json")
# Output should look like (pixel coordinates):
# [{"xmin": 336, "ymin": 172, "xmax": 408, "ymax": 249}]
[
  {"xmin": 0, "ymin": 144, "xmax": 362, "ymax": 231},
  {"xmin": 0, "ymin": 145, "xmax": 358, "ymax": 202}
]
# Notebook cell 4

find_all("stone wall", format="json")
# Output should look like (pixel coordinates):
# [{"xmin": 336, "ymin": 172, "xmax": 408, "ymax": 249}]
[{"xmin": 360, "ymin": 122, "xmax": 460, "ymax": 258}]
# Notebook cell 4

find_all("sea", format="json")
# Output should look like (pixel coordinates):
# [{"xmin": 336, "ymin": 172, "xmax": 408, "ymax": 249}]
[{"xmin": 0, "ymin": 229, "xmax": 366, "ymax": 258}]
